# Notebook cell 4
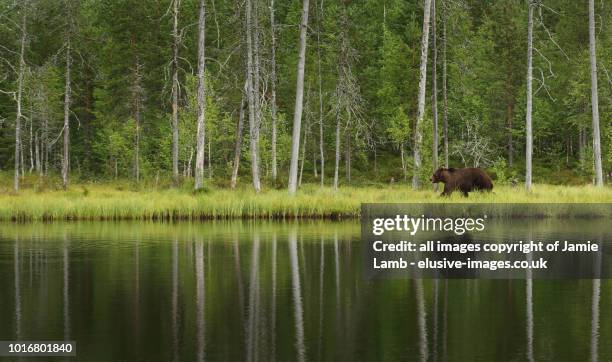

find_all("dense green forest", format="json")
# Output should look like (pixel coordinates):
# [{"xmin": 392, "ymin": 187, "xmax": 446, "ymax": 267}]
[{"xmin": 0, "ymin": 0, "xmax": 610, "ymax": 193}]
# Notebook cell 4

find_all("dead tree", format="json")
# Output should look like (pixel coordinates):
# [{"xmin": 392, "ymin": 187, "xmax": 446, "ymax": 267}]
[
  {"xmin": 195, "ymin": 0, "xmax": 207, "ymax": 190},
  {"xmin": 246, "ymin": 0, "xmax": 262, "ymax": 192},
  {"xmin": 13, "ymin": 0, "xmax": 27, "ymax": 191},
  {"xmin": 62, "ymin": 2, "xmax": 74, "ymax": 190},
  {"xmin": 269, "ymin": 0, "xmax": 278, "ymax": 183},
  {"xmin": 171, "ymin": 0, "xmax": 181, "ymax": 185}
]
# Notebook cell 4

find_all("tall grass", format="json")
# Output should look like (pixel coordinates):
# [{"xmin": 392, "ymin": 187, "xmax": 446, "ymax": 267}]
[{"xmin": 1, "ymin": 181, "xmax": 611, "ymax": 221}]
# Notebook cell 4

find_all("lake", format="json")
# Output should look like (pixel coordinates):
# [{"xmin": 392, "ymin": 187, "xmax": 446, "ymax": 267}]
[{"xmin": 0, "ymin": 221, "xmax": 610, "ymax": 361}]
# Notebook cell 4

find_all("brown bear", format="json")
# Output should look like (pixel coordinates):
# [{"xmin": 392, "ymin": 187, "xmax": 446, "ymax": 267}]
[{"xmin": 430, "ymin": 167, "xmax": 493, "ymax": 197}]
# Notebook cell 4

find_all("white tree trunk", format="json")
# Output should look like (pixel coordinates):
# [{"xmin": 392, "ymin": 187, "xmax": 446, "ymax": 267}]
[
  {"xmin": 299, "ymin": 119, "xmax": 308, "ymax": 186},
  {"xmin": 195, "ymin": 0, "xmax": 207, "ymax": 190},
  {"xmin": 13, "ymin": 1, "xmax": 28, "ymax": 191},
  {"xmin": 412, "ymin": 0, "xmax": 432, "ymax": 190},
  {"xmin": 431, "ymin": 0, "xmax": 439, "ymax": 182},
  {"xmin": 442, "ymin": 0, "xmax": 448, "ymax": 168},
  {"xmin": 589, "ymin": 0, "xmax": 603, "ymax": 186},
  {"xmin": 525, "ymin": 1, "xmax": 534, "ymax": 191},
  {"xmin": 28, "ymin": 107, "xmax": 33, "ymax": 173},
  {"xmin": 333, "ymin": 113, "xmax": 341, "ymax": 190},
  {"xmin": 400, "ymin": 143, "xmax": 406, "ymax": 181},
  {"xmin": 171, "ymin": 0, "xmax": 180, "ymax": 185},
  {"xmin": 62, "ymin": 37, "xmax": 71, "ymax": 190},
  {"xmin": 231, "ymin": 90, "xmax": 246, "ymax": 189},
  {"xmin": 316, "ymin": 0, "xmax": 325, "ymax": 186},
  {"xmin": 270, "ymin": 0, "xmax": 278, "ymax": 183},
  {"xmin": 14, "ymin": 2, "xmax": 27, "ymax": 191},
  {"xmin": 246, "ymin": 0, "xmax": 261, "ymax": 192},
  {"xmin": 288, "ymin": 0, "xmax": 310, "ymax": 194}
]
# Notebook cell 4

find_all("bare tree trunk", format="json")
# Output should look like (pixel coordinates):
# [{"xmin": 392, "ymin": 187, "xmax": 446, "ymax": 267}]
[
  {"xmin": 345, "ymin": 130, "xmax": 350, "ymax": 184},
  {"xmin": 299, "ymin": 119, "xmax": 308, "ymax": 186},
  {"xmin": 288, "ymin": 0, "xmax": 310, "ymax": 195},
  {"xmin": 507, "ymin": 102, "xmax": 513, "ymax": 167},
  {"xmin": 42, "ymin": 106, "xmax": 48, "ymax": 175},
  {"xmin": 400, "ymin": 143, "xmax": 406, "ymax": 181},
  {"xmin": 412, "ymin": 0, "xmax": 432, "ymax": 190},
  {"xmin": 208, "ymin": 138, "xmax": 212, "ymax": 178},
  {"xmin": 442, "ymin": 0, "xmax": 448, "ymax": 168},
  {"xmin": 171, "ymin": 0, "xmax": 181, "ymax": 185},
  {"xmin": 525, "ymin": 1, "xmax": 534, "ymax": 192},
  {"xmin": 253, "ymin": 0, "xmax": 263, "ymax": 187},
  {"xmin": 313, "ymin": 141, "xmax": 318, "ymax": 178},
  {"xmin": 269, "ymin": 0, "xmax": 278, "ymax": 183},
  {"xmin": 35, "ymin": 132, "xmax": 40, "ymax": 174},
  {"xmin": 316, "ymin": 0, "xmax": 325, "ymax": 186},
  {"xmin": 28, "ymin": 104, "xmax": 33, "ymax": 173},
  {"xmin": 130, "ymin": 34, "xmax": 143, "ymax": 183},
  {"xmin": 13, "ymin": 1, "xmax": 27, "ymax": 192},
  {"xmin": 246, "ymin": 0, "xmax": 261, "ymax": 192},
  {"xmin": 195, "ymin": 0, "xmax": 207, "ymax": 190},
  {"xmin": 333, "ymin": 113, "xmax": 341, "ymax": 190},
  {"xmin": 431, "ymin": 0, "xmax": 439, "ymax": 183},
  {"xmin": 134, "ymin": 67, "xmax": 141, "ymax": 182},
  {"xmin": 588, "ymin": 0, "xmax": 603, "ymax": 187},
  {"xmin": 231, "ymin": 91, "xmax": 246, "ymax": 189},
  {"xmin": 62, "ymin": 36, "xmax": 71, "ymax": 190}
]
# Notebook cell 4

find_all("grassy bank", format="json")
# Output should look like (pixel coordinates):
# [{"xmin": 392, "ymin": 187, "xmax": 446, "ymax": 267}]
[{"xmin": 1, "ymin": 181, "xmax": 611, "ymax": 221}]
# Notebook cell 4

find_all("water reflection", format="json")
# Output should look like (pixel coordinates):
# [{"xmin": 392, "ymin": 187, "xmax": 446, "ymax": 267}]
[
  {"xmin": 0, "ymin": 221, "xmax": 609, "ymax": 361},
  {"xmin": 195, "ymin": 238, "xmax": 205, "ymax": 362},
  {"xmin": 590, "ymin": 245, "xmax": 602, "ymax": 362},
  {"xmin": 172, "ymin": 236, "xmax": 180, "ymax": 362},
  {"xmin": 415, "ymin": 279, "xmax": 428, "ymax": 362},
  {"xmin": 526, "ymin": 235, "xmax": 534, "ymax": 362},
  {"xmin": 14, "ymin": 236, "xmax": 21, "ymax": 340},
  {"xmin": 289, "ymin": 229, "xmax": 306, "ymax": 362},
  {"xmin": 246, "ymin": 233, "xmax": 260, "ymax": 362}
]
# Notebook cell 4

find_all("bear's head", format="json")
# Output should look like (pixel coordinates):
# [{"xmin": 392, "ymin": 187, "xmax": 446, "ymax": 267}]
[{"xmin": 431, "ymin": 168, "xmax": 454, "ymax": 184}]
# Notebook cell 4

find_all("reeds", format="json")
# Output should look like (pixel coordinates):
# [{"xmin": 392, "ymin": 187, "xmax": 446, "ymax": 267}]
[{"xmin": 1, "ymin": 183, "xmax": 610, "ymax": 221}]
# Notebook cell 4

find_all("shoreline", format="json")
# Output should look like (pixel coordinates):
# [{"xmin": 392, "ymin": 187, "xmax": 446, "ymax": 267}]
[{"xmin": 1, "ymin": 184, "xmax": 611, "ymax": 222}]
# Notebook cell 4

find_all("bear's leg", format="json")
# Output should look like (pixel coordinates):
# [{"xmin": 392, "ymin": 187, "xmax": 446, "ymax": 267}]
[{"xmin": 441, "ymin": 184, "xmax": 452, "ymax": 197}]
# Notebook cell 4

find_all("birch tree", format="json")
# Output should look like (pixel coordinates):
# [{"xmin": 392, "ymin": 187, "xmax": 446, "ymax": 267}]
[
  {"xmin": 171, "ymin": 0, "xmax": 180, "ymax": 185},
  {"xmin": 431, "ymin": 0, "xmax": 439, "ymax": 183},
  {"xmin": 588, "ymin": 0, "xmax": 603, "ymax": 187},
  {"xmin": 442, "ymin": 0, "xmax": 448, "ymax": 168},
  {"xmin": 231, "ymin": 92, "xmax": 246, "ymax": 189},
  {"xmin": 246, "ymin": 0, "xmax": 261, "ymax": 192},
  {"xmin": 61, "ymin": 1, "xmax": 74, "ymax": 190},
  {"xmin": 194, "ymin": 0, "xmax": 207, "ymax": 190},
  {"xmin": 412, "ymin": 0, "xmax": 432, "ymax": 190},
  {"xmin": 13, "ymin": 0, "xmax": 27, "ymax": 191},
  {"xmin": 288, "ymin": 0, "xmax": 310, "ymax": 195},
  {"xmin": 316, "ymin": 0, "xmax": 324, "ymax": 186},
  {"xmin": 525, "ymin": 0, "xmax": 534, "ymax": 192},
  {"xmin": 269, "ymin": 0, "xmax": 278, "ymax": 183}
]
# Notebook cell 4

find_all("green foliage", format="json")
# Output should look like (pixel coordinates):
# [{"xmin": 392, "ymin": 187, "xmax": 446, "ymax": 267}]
[{"xmin": 0, "ymin": 0, "xmax": 609, "ymax": 189}]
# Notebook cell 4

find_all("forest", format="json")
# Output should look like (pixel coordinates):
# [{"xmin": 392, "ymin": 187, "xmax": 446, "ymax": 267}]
[{"xmin": 0, "ymin": 0, "xmax": 610, "ymax": 196}]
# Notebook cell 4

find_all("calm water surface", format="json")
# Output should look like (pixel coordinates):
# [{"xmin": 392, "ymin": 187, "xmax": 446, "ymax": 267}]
[{"xmin": 0, "ymin": 221, "xmax": 610, "ymax": 361}]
